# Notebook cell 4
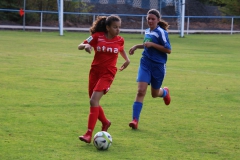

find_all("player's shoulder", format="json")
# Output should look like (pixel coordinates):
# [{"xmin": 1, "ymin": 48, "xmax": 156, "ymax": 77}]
[
  {"xmin": 92, "ymin": 32, "xmax": 105, "ymax": 37},
  {"xmin": 156, "ymin": 26, "xmax": 168, "ymax": 34},
  {"xmin": 115, "ymin": 35, "xmax": 124, "ymax": 41},
  {"xmin": 145, "ymin": 28, "xmax": 151, "ymax": 34}
]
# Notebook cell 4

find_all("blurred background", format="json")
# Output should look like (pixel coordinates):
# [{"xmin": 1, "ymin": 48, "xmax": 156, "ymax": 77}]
[{"xmin": 0, "ymin": 0, "xmax": 239, "ymax": 33}]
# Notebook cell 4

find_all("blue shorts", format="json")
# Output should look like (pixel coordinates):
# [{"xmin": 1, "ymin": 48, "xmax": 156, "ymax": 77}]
[{"xmin": 137, "ymin": 56, "xmax": 166, "ymax": 89}]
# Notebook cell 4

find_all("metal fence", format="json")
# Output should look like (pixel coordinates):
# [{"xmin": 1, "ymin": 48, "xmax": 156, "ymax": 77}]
[{"xmin": 0, "ymin": 9, "xmax": 240, "ymax": 34}]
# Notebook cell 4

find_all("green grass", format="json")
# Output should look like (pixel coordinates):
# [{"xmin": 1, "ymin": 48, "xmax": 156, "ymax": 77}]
[{"xmin": 0, "ymin": 30, "xmax": 239, "ymax": 160}]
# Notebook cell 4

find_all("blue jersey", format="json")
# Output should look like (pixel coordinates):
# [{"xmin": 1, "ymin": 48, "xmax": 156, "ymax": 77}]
[{"xmin": 142, "ymin": 26, "xmax": 171, "ymax": 63}]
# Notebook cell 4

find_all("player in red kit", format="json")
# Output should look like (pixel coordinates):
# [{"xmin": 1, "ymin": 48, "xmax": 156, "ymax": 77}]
[{"xmin": 78, "ymin": 15, "xmax": 130, "ymax": 143}]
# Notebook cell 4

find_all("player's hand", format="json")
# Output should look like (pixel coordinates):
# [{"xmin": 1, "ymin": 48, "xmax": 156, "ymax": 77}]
[
  {"xmin": 129, "ymin": 46, "xmax": 137, "ymax": 55},
  {"xmin": 119, "ymin": 60, "xmax": 130, "ymax": 71},
  {"xmin": 85, "ymin": 44, "xmax": 92, "ymax": 54}
]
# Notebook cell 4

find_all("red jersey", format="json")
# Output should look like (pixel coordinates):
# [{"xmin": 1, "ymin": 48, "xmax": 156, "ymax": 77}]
[{"xmin": 83, "ymin": 32, "xmax": 124, "ymax": 69}]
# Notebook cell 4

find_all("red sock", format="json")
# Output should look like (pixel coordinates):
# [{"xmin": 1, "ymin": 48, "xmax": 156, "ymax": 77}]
[
  {"xmin": 98, "ymin": 106, "xmax": 108, "ymax": 125},
  {"xmin": 86, "ymin": 107, "xmax": 99, "ymax": 136}
]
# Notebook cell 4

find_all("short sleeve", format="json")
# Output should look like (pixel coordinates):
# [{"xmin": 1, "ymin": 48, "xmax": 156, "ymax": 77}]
[
  {"xmin": 118, "ymin": 37, "xmax": 124, "ymax": 52},
  {"xmin": 83, "ymin": 33, "xmax": 99, "ymax": 47},
  {"xmin": 158, "ymin": 30, "xmax": 171, "ymax": 50},
  {"xmin": 164, "ymin": 33, "xmax": 171, "ymax": 50}
]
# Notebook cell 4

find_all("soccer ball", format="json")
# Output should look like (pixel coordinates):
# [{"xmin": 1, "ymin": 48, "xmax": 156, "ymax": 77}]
[{"xmin": 93, "ymin": 131, "xmax": 112, "ymax": 150}]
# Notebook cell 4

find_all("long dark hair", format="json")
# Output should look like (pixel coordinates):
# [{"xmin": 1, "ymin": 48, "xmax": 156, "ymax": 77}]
[
  {"xmin": 147, "ymin": 9, "xmax": 169, "ymax": 31},
  {"xmin": 89, "ymin": 15, "xmax": 121, "ymax": 35}
]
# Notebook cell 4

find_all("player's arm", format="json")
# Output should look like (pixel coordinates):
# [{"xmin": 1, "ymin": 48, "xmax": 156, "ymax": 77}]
[
  {"xmin": 119, "ymin": 50, "xmax": 130, "ymax": 71},
  {"xmin": 129, "ymin": 44, "xmax": 144, "ymax": 55},
  {"xmin": 143, "ymin": 42, "xmax": 171, "ymax": 54},
  {"xmin": 78, "ymin": 42, "xmax": 92, "ymax": 54},
  {"xmin": 78, "ymin": 34, "xmax": 98, "ymax": 53}
]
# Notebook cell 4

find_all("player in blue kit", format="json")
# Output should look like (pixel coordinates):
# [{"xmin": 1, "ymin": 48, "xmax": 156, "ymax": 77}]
[{"xmin": 128, "ymin": 9, "xmax": 172, "ymax": 129}]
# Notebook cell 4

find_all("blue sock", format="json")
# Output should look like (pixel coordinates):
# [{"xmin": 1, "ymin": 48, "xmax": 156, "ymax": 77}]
[
  {"xmin": 161, "ymin": 88, "xmax": 167, "ymax": 98},
  {"xmin": 132, "ymin": 102, "xmax": 143, "ymax": 121}
]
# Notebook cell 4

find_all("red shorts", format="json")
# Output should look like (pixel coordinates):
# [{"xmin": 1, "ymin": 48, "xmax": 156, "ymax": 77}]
[{"xmin": 88, "ymin": 66, "xmax": 117, "ymax": 98}]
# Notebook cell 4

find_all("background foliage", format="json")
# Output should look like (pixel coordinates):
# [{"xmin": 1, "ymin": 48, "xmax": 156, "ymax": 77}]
[
  {"xmin": 197, "ymin": 0, "xmax": 240, "ymax": 16},
  {"xmin": 0, "ymin": 0, "xmax": 93, "ymax": 24}
]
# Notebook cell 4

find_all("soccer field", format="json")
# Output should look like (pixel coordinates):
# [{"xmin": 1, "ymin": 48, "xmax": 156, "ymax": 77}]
[{"xmin": 0, "ymin": 31, "xmax": 239, "ymax": 160}]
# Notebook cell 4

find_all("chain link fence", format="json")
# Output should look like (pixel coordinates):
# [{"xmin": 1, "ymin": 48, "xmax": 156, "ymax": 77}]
[{"xmin": 0, "ymin": 0, "xmax": 240, "ymax": 34}]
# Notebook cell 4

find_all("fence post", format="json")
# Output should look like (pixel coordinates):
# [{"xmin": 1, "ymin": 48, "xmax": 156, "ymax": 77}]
[
  {"xmin": 59, "ymin": 0, "xmax": 64, "ymax": 36},
  {"xmin": 180, "ymin": 0, "xmax": 185, "ymax": 37},
  {"xmin": 141, "ymin": 16, "xmax": 144, "ymax": 34},
  {"xmin": 93, "ymin": 14, "xmax": 95, "ymax": 24},
  {"xmin": 23, "ymin": 0, "xmax": 26, "ymax": 31},
  {"xmin": 187, "ymin": 17, "xmax": 189, "ymax": 35},
  {"xmin": 40, "ymin": 12, "xmax": 43, "ymax": 32},
  {"xmin": 231, "ymin": 17, "xmax": 234, "ymax": 35}
]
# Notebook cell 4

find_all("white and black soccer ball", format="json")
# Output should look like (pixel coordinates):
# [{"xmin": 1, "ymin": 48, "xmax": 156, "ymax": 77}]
[{"xmin": 93, "ymin": 131, "xmax": 112, "ymax": 150}]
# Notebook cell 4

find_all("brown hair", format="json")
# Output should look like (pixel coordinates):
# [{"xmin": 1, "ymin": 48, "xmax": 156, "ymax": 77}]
[
  {"xmin": 147, "ymin": 9, "xmax": 169, "ymax": 31},
  {"xmin": 89, "ymin": 15, "xmax": 121, "ymax": 35}
]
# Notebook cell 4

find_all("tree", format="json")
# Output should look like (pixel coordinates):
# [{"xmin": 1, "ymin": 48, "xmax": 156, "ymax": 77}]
[
  {"xmin": 197, "ymin": 0, "xmax": 240, "ymax": 16},
  {"xmin": 0, "ymin": 0, "xmax": 94, "ymax": 25},
  {"xmin": 218, "ymin": 0, "xmax": 240, "ymax": 16},
  {"xmin": 0, "ymin": 0, "xmax": 23, "ymax": 21}
]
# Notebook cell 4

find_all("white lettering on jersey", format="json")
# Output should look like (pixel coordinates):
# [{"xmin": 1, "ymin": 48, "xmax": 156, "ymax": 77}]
[
  {"xmin": 106, "ymin": 47, "xmax": 113, "ymax": 53},
  {"xmin": 102, "ymin": 46, "xmax": 106, "ymax": 52},
  {"xmin": 96, "ymin": 46, "xmax": 119, "ymax": 53},
  {"xmin": 86, "ymin": 36, "xmax": 93, "ymax": 43},
  {"xmin": 97, "ymin": 46, "xmax": 101, "ymax": 52},
  {"xmin": 113, "ymin": 48, "xmax": 118, "ymax": 53}
]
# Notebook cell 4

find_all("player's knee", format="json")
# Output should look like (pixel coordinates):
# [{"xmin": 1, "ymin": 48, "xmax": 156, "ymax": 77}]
[
  {"xmin": 137, "ymin": 89, "xmax": 146, "ymax": 97},
  {"xmin": 89, "ymin": 99, "xmax": 97, "ymax": 106}
]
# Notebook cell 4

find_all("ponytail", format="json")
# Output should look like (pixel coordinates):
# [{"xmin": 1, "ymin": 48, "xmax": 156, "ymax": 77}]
[
  {"xmin": 158, "ymin": 20, "xmax": 169, "ymax": 31},
  {"xmin": 90, "ymin": 16, "xmax": 107, "ymax": 35}
]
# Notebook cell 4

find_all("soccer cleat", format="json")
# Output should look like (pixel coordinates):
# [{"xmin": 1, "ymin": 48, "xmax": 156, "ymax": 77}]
[
  {"xmin": 163, "ymin": 87, "xmax": 171, "ymax": 105},
  {"xmin": 101, "ymin": 120, "xmax": 111, "ymax": 132},
  {"xmin": 129, "ymin": 118, "xmax": 138, "ymax": 129},
  {"xmin": 79, "ymin": 134, "xmax": 92, "ymax": 143}
]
